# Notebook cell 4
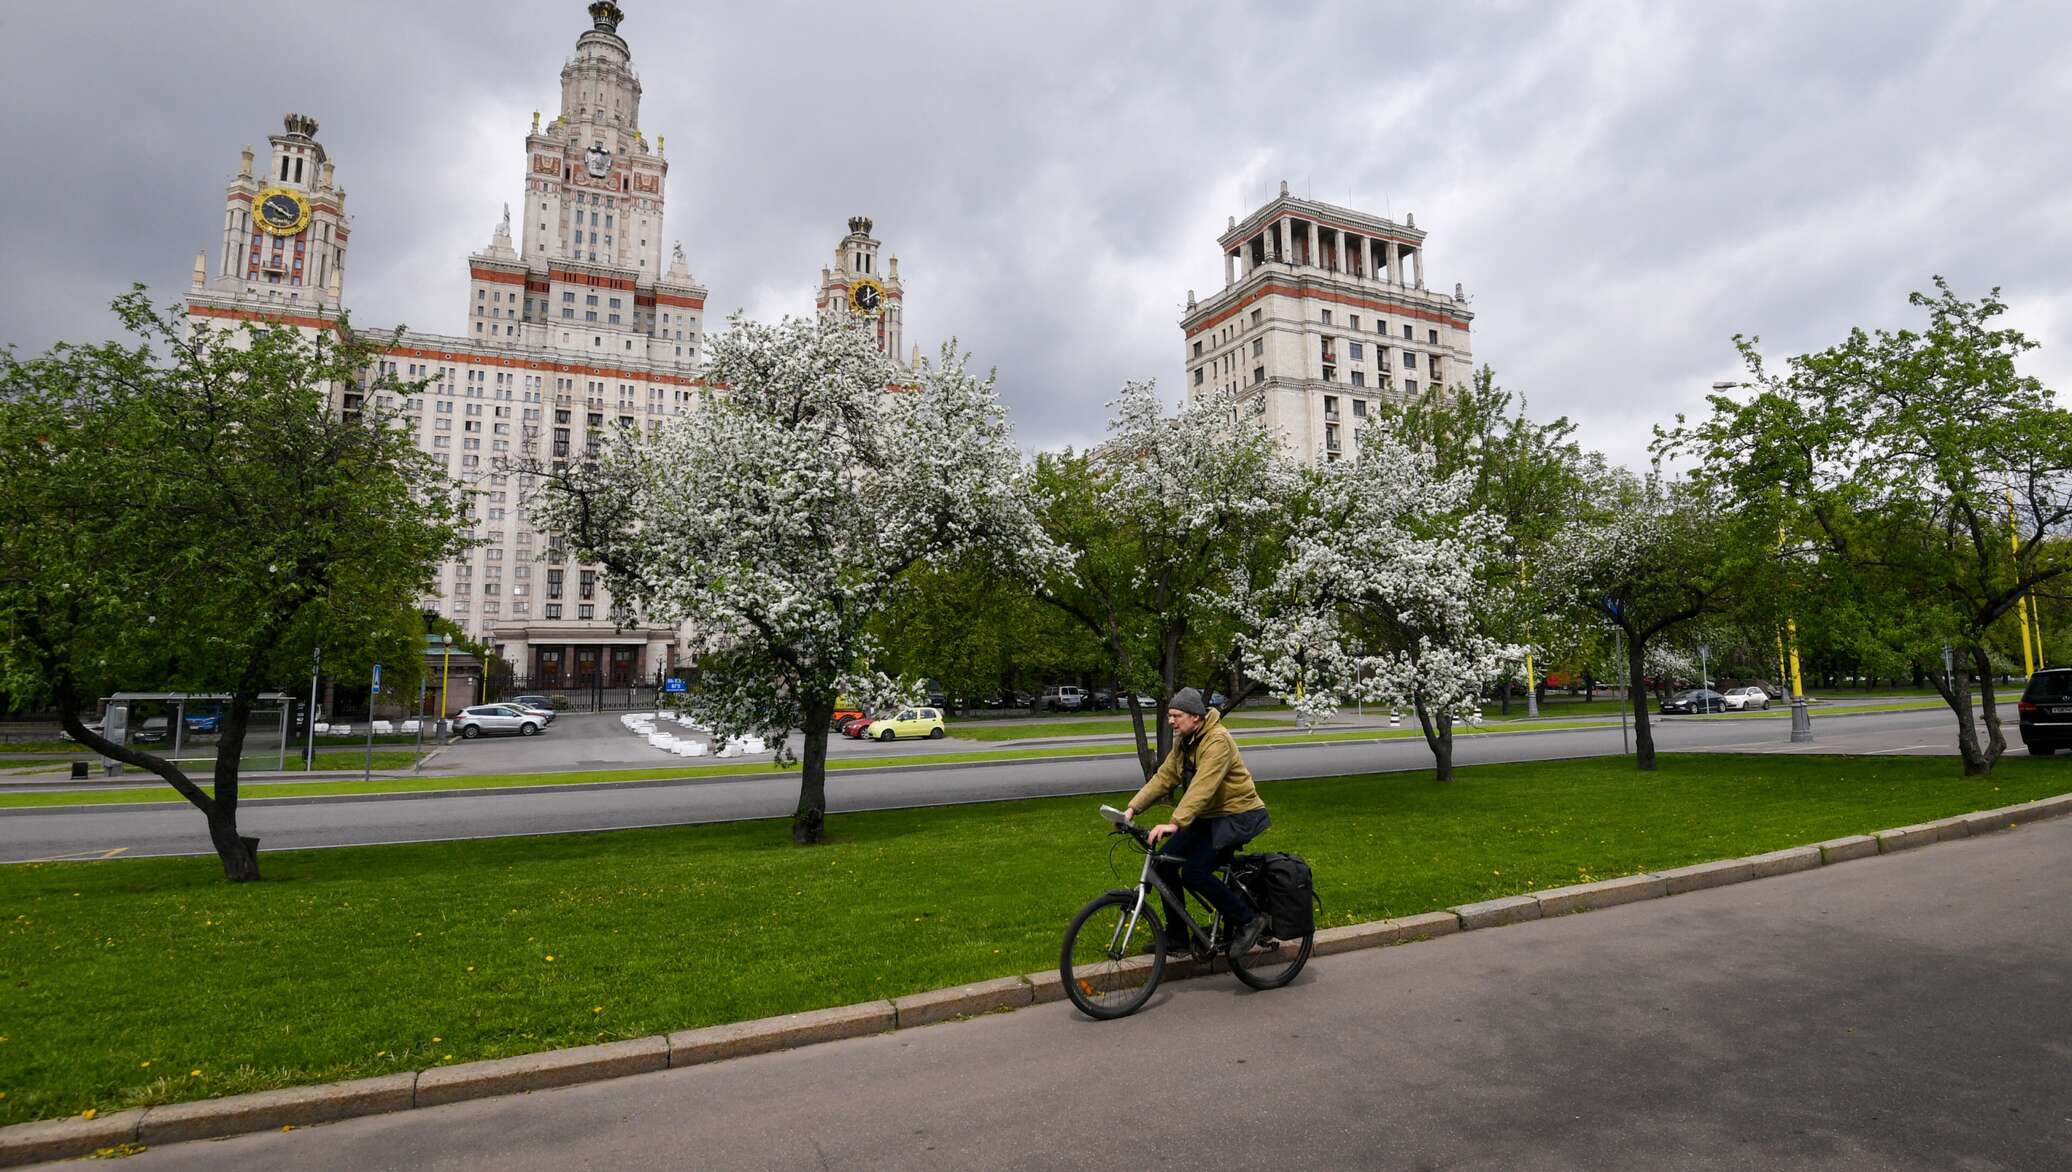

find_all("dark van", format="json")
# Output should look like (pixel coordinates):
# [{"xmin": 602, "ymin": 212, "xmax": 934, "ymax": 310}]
[{"xmin": 2018, "ymin": 669, "xmax": 2072, "ymax": 756}]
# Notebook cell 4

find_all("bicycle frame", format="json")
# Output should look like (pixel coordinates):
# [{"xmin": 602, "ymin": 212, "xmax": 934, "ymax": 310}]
[{"xmin": 1113, "ymin": 844, "xmax": 1227, "ymax": 957}]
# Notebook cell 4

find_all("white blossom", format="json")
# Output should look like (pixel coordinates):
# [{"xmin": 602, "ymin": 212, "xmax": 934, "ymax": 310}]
[
  {"xmin": 1237, "ymin": 420, "xmax": 1521, "ymax": 760},
  {"xmin": 527, "ymin": 315, "xmax": 1061, "ymax": 771}
]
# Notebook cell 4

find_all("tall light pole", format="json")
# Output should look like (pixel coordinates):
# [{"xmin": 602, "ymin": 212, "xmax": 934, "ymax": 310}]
[
  {"xmin": 305, "ymin": 647, "xmax": 321, "ymax": 771},
  {"xmin": 437, "ymin": 633, "xmax": 454, "ymax": 745}
]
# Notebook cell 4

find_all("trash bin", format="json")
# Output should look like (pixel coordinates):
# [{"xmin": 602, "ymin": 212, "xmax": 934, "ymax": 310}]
[{"xmin": 70, "ymin": 761, "xmax": 89, "ymax": 780}]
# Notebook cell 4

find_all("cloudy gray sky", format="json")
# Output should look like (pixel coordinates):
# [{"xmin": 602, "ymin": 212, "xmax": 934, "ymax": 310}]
[{"xmin": 4, "ymin": 1, "xmax": 2069, "ymax": 470}]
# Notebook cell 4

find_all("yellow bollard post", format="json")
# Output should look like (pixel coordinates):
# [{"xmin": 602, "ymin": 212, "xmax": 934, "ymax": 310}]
[
  {"xmin": 1787, "ymin": 619, "xmax": 1805, "ymax": 701},
  {"xmin": 2009, "ymin": 489, "xmax": 2036, "ymax": 677}
]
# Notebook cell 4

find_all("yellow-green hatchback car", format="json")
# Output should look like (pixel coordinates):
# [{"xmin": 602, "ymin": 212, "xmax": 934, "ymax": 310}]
[{"xmin": 864, "ymin": 707, "xmax": 946, "ymax": 742}]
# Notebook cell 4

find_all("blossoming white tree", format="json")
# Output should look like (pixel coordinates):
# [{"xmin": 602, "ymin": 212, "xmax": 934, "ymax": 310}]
[
  {"xmin": 526, "ymin": 316, "xmax": 1057, "ymax": 843},
  {"xmin": 1238, "ymin": 422, "xmax": 1520, "ymax": 781},
  {"xmin": 1030, "ymin": 380, "xmax": 1298, "ymax": 774}
]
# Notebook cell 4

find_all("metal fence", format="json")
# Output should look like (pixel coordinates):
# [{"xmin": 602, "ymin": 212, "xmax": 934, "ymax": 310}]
[{"xmin": 489, "ymin": 674, "xmax": 671, "ymax": 713}]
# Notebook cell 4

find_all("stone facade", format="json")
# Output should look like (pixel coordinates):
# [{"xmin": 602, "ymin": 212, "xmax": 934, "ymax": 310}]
[
  {"xmin": 182, "ymin": 3, "xmax": 908, "ymax": 683},
  {"xmin": 1179, "ymin": 181, "xmax": 1474, "ymax": 465}
]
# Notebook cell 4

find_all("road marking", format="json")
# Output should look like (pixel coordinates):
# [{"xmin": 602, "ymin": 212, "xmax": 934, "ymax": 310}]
[
  {"xmin": 1865, "ymin": 744, "xmax": 1942, "ymax": 755},
  {"xmin": 19, "ymin": 846, "xmax": 129, "ymax": 862}
]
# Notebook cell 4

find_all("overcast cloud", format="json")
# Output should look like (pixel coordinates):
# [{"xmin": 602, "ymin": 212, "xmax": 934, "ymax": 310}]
[{"xmin": 4, "ymin": 1, "xmax": 2069, "ymax": 470}]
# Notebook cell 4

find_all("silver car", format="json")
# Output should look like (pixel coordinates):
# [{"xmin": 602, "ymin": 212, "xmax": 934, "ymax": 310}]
[
  {"xmin": 1721, "ymin": 686, "xmax": 1772, "ymax": 711},
  {"xmin": 457, "ymin": 704, "xmax": 546, "ymax": 738}
]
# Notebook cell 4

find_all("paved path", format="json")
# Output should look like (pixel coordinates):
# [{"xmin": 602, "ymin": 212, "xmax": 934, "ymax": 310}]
[
  {"xmin": 102, "ymin": 809, "xmax": 2072, "ymax": 1170},
  {"xmin": 0, "ymin": 705, "xmax": 2021, "ymax": 863}
]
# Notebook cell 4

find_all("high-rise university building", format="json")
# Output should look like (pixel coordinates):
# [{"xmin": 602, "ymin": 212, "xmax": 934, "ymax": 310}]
[
  {"xmin": 183, "ymin": 3, "xmax": 907, "ymax": 687},
  {"xmin": 1180, "ymin": 181, "xmax": 1474, "ymax": 465}
]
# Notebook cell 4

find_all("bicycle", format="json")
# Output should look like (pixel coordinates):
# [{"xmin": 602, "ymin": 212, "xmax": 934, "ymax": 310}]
[{"xmin": 1059, "ymin": 805, "xmax": 1314, "ymax": 1020}]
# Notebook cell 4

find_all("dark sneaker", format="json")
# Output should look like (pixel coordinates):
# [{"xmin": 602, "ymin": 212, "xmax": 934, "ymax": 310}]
[{"xmin": 1228, "ymin": 915, "xmax": 1266, "ymax": 957}]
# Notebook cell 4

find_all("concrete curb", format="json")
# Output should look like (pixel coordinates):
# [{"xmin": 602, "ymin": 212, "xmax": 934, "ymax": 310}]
[
  {"xmin": 1533, "ymin": 872, "xmax": 1667, "ymax": 917},
  {"xmin": 415, "ymin": 1037, "xmax": 666, "ymax": 1108},
  {"xmin": 1450, "ymin": 894, "xmax": 1542, "ymax": 929},
  {"xmin": 893, "ymin": 977, "xmax": 1034, "ymax": 1028},
  {"xmin": 7, "ymin": 789, "xmax": 2069, "ymax": 1166},
  {"xmin": 667, "ymin": 1001, "xmax": 895, "ymax": 1069},
  {"xmin": 137, "ymin": 1073, "xmax": 418, "ymax": 1145}
]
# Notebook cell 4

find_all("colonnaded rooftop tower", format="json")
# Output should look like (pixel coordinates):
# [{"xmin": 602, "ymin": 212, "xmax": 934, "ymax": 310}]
[{"xmin": 1180, "ymin": 181, "xmax": 1474, "ymax": 465}]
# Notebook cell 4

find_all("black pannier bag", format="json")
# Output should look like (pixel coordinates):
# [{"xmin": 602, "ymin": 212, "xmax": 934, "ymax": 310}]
[{"xmin": 1239, "ymin": 852, "xmax": 1318, "ymax": 939}]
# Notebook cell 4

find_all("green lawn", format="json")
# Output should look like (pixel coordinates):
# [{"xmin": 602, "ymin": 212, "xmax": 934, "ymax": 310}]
[{"xmin": 2, "ymin": 752, "xmax": 2065, "ymax": 1126}]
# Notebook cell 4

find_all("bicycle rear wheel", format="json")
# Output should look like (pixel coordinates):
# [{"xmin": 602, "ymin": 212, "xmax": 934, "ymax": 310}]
[
  {"xmin": 1229, "ymin": 922, "xmax": 1313, "ymax": 990},
  {"xmin": 1060, "ymin": 891, "xmax": 1165, "ymax": 1020}
]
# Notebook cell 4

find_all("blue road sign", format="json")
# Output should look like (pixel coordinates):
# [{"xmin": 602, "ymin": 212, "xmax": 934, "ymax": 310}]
[
  {"xmin": 371, "ymin": 663, "xmax": 383, "ymax": 696},
  {"xmin": 663, "ymin": 677, "xmax": 688, "ymax": 693}
]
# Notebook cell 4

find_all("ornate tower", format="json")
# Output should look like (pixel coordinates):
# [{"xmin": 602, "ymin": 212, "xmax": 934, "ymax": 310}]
[
  {"xmin": 194, "ymin": 113, "xmax": 348, "ymax": 313},
  {"xmin": 816, "ymin": 216, "xmax": 905, "ymax": 363},
  {"xmin": 518, "ymin": 1, "xmax": 667, "ymax": 272}
]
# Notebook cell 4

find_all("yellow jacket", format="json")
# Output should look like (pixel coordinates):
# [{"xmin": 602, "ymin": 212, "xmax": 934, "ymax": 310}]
[{"xmin": 1128, "ymin": 708, "xmax": 1265, "ymax": 828}]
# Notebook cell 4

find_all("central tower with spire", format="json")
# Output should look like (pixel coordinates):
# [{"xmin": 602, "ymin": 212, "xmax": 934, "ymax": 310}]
[{"xmin": 464, "ymin": 0, "xmax": 704, "ymax": 367}]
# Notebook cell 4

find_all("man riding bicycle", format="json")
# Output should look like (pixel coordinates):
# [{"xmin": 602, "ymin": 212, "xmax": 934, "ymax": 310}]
[{"xmin": 1122, "ymin": 687, "xmax": 1271, "ymax": 956}]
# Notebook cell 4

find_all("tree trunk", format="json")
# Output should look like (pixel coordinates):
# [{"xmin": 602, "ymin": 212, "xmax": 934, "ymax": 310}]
[
  {"xmin": 208, "ymin": 696, "xmax": 262, "ymax": 881},
  {"xmin": 1972, "ymin": 644, "xmax": 2007, "ymax": 771},
  {"xmin": 1628, "ymin": 629, "xmax": 1658, "ymax": 771},
  {"xmin": 1411, "ymin": 694, "xmax": 1455, "ymax": 782},
  {"xmin": 1928, "ymin": 660, "xmax": 1988, "ymax": 776},
  {"xmin": 1155, "ymin": 625, "xmax": 1182, "ymax": 764},
  {"xmin": 793, "ymin": 696, "xmax": 835, "ymax": 844},
  {"xmin": 1498, "ymin": 680, "xmax": 1512, "ymax": 717},
  {"xmin": 1582, "ymin": 671, "xmax": 1595, "ymax": 701},
  {"xmin": 207, "ymin": 810, "xmax": 262, "ymax": 881},
  {"xmin": 1124, "ymin": 698, "xmax": 1157, "ymax": 781}
]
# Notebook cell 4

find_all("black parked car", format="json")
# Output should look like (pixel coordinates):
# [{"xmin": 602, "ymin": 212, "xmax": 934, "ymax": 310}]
[
  {"xmin": 2019, "ymin": 669, "xmax": 2072, "ymax": 756},
  {"xmin": 1661, "ymin": 689, "xmax": 1728, "ymax": 715}
]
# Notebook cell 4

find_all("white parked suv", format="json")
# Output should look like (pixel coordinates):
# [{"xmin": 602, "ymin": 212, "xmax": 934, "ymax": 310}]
[
  {"xmin": 1041, "ymin": 685, "xmax": 1086, "ymax": 711},
  {"xmin": 456, "ymin": 704, "xmax": 547, "ymax": 738},
  {"xmin": 1721, "ymin": 686, "xmax": 1772, "ymax": 711}
]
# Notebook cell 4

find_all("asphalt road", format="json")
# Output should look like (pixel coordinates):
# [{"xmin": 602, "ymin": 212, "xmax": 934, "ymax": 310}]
[
  {"xmin": 0, "ymin": 705, "xmax": 2024, "ymax": 863},
  {"xmin": 105, "ymin": 807, "xmax": 2072, "ymax": 1170}
]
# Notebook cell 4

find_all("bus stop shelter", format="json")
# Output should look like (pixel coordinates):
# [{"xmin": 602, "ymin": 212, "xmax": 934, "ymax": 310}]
[{"xmin": 99, "ymin": 692, "xmax": 294, "ymax": 776}]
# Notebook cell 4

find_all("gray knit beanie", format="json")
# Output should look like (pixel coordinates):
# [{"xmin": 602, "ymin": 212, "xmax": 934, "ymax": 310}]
[{"xmin": 1166, "ymin": 687, "xmax": 1207, "ymax": 716}]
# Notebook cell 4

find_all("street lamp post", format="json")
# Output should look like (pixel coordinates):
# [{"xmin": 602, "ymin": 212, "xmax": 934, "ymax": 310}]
[
  {"xmin": 438, "ymin": 633, "xmax": 453, "ymax": 745},
  {"xmin": 305, "ymin": 647, "xmax": 321, "ymax": 771}
]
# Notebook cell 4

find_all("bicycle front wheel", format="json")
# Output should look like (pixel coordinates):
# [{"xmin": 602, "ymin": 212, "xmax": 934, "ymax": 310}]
[
  {"xmin": 1229, "ymin": 921, "xmax": 1313, "ymax": 990},
  {"xmin": 1060, "ymin": 891, "xmax": 1165, "ymax": 1020}
]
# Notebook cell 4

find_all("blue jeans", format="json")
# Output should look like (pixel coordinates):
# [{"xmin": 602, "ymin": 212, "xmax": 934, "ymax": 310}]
[{"xmin": 1156, "ymin": 815, "xmax": 1262, "ymax": 935}]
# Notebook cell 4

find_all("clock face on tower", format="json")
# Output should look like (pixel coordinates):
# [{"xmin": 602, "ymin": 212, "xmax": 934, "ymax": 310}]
[
  {"xmin": 254, "ymin": 186, "xmax": 311, "ymax": 236},
  {"xmin": 850, "ymin": 277, "xmax": 885, "ymax": 316}
]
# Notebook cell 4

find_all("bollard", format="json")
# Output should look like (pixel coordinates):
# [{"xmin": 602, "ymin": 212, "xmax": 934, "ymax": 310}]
[{"xmin": 1389, "ymin": 711, "xmax": 1401, "ymax": 727}]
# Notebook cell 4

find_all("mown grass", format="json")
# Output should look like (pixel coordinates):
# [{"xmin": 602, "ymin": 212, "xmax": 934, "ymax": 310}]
[{"xmin": 1, "ymin": 752, "xmax": 2065, "ymax": 1126}]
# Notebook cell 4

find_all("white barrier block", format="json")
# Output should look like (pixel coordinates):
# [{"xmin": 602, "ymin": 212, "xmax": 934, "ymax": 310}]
[
  {"xmin": 371, "ymin": 720, "xmax": 395, "ymax": 734},
  {"xmin": 400, "ymin": 720, "xmax": 421, "ymax": 733}
]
